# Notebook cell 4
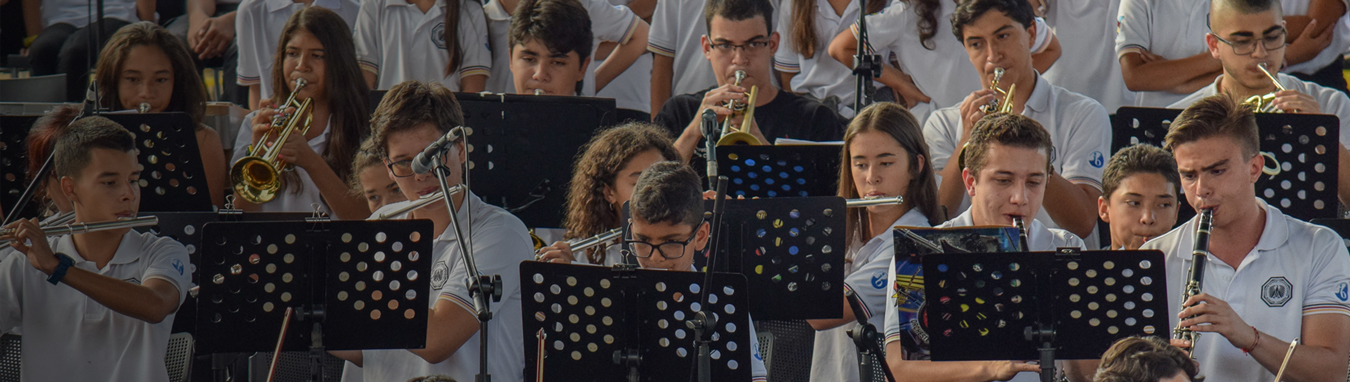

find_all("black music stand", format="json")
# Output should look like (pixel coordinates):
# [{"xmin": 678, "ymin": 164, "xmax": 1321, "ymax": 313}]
[
  {"xmin": 1113, "ymin": 107, "xmax": 1340, "ymax": 221},
  {"xmin": 0, "ymin": 112, "xmax": 213, "ymax": 220},
  {"xmin": 519, "ymin": 262, "xmax": 753, "ymax": 382},
  {"xmin": 197, "ymin": 219, "xmax": 433, "ymax": 381},
  {"xmin": 715, "ymin": 145, "xmax": 843, "ymax": 198},
  {"xmin": 921, "ymin": 249, "xmax": 1170, "ymax": 382}
]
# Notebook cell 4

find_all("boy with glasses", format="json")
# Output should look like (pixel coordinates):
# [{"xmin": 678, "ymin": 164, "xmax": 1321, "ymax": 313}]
[
  {"xmin": 623, "ymin": 160, "xmax": 767, "ymax": 381},
  {"xmin": 1167, "ymin": 0, "xmax": 1350, "ymax": 205},
  {"xmin": 652, "ymin": 0, "xmax": 845, "ymax": 165}
]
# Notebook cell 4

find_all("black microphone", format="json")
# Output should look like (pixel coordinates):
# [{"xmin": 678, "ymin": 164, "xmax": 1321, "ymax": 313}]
[
  {"xmin": 701, "ymin": 109, "xmax": 718, "ymax": 190},
  {"xmin": 411, "ymin": 126, "xmax": 466, "ymax": 175}
]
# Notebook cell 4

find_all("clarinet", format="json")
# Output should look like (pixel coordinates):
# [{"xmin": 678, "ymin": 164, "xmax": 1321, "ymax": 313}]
[
  {"xmin": 1012, "ymin": 216, "xmax": 1030, "ymax": 251},
  {"xmin": 1174, "ymin": 208, "xmax": 1213, "ymax": 381}
]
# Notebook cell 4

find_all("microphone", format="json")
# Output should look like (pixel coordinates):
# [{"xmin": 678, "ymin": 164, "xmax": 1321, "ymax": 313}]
[{"xmin": 411, "ymin": 126, "xmax": 466, "ymax": 175}]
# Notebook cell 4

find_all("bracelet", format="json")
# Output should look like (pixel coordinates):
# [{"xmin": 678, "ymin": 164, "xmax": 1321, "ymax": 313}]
[
  {"xmin": 1241, "ymin": 326, "xmax": 1260, "ymax": 354},
  {"xmin": 47, "ymin": 253, "xmax": 74, "ymax": 285}
]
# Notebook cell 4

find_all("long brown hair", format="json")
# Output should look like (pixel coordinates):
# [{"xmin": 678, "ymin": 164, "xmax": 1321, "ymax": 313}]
[
  {"xmin": 910, "ymin": 0, "xmax": 942, "ymax": 50},
  {"xmin": 790, "ymin": 0, "xmax": 886, "ymax": 58},
  {"xmin": 443, "ymin": 0, "xmax": 464, "ymax": 77},
  {"xmin": 94, "ymin": 22, "xmax": 207, "ymax": 126},
  {"xmin": 564, "ymin": 123, "xmax": 680, "ymax": 264},
  {"xmin": 837, "ymin": 102, "xmax": 940, "ymax": 246},
  {"xmin": 270, "ymin": 7, "xmax": 371, "ymax": 194}
]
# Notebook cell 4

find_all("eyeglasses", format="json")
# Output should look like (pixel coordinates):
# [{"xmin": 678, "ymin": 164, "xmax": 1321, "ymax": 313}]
[
  {"xmin": 709, "ymin": 40, "xmax": 771, "ymax": 54},
  {"xmin": 1208, "ymin": 18, "xmax": 1287, "ymax": 56},
  {"xmin": 623, "ymin": 222, "xmax": 701, "ymax": 259},
  {"xmin": 385, "ymin": 159, "xmax": 419, "ymax": 178}
]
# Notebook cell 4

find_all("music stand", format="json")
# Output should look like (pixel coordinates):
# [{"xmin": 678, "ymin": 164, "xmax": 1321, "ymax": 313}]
[
  {"xmin": 920, "ymin": 249, "xmax": 1170, "ymax": 382},
  {"xmin": 1113, "ymin": 107, "xmax": 1340, "ymax": 221},
  {"xmin": 197, "ymin": 219, "xmax": 433, "ymax": 381},
  {"xmin": 1, "ymin": 115, "xmax": 42, "ymax": 220},
  {"xmin": 519, "ymin": 262, "xmax": 753, "ymax": 382},
  {"xmin": 715, "ymin": 145, "xmax": 843, "ymax": 198}
]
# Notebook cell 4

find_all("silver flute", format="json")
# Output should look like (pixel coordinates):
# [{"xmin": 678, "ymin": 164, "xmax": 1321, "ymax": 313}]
[
  {"xmin": 373, "ymin": 184, "xmax": 467, "ymax": 220},
  {"xmin": 2, "ymin": 216, "xmax": 158, "ymax": 246}
]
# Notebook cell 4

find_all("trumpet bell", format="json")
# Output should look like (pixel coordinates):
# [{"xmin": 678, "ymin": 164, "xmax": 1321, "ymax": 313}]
[
  {"xmin": 716, "ymin": 131, "xmax": 762, "ymax": 146},
  {"xmin": 230, "ymin": 155, "xmax": 282, "ymax": 203}
]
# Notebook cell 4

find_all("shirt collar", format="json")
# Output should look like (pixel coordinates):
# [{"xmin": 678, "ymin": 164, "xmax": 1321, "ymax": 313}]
[
  {"xmin": 1023, "ymin": 71, "xmax": 1051, "ymax": 114},
  {"xmin": 436, "ymin": 191, "xmax": 485, "ymax": 243},
  {"xmin": 484, "ymin": 0, "xmax": 511, "ymax": 21},
  {"xmin": 55, "ymin": 231, "xmax": 143, "ymax": 267},
  {"xmin": 1251, "ymin": 198, "xmax": 1287, "ymax": 252}
]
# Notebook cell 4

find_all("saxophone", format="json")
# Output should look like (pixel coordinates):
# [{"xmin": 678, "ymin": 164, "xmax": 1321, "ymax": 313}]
[{"xmin": 1174, "ymin": 208, "xmax": 1213, "ymax": 380}]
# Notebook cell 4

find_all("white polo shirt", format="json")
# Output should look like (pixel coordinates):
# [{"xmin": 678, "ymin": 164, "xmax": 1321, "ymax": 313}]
[
  {"xmin": 1042, "ymin": 0, "xmax": 1134, "ymax": 113},
  {"xmin": 1114, "ymin": 0, "xmax": 1211, "ymax": 108},
  {"xmin": 1281, "ymin": 0, "xmax": 1350, "ymax": 75},
  {"xmin": 0, "ymin": 231, "xmax": 193, "ymax": 382},
  {"xmin": 880, "ymin": 211, "xmax": 1080, "ymax": 382},
  {"xmin": 853, "ymin": 0, "xmax": 980, "ymax": 124},
  {"xmin": 355, "ymin": 0, "xmax": 492, "ymax": 91},
  {"xmin": 1169, "ymin": 72, "xmax": 1350, "ymax": 149},
  {"xmin": 361, "ymin": 192, "xmax": 532, "ymax": 382},
  {"xmin": 924, "ymin": 72, "xmax": 1110, "ymax": 248},
  {"xmin": 647, "ymin": 0, "xmax": 717, "ymax": 98},
  {"xmin": 41, "ymin": 0, "xmax": 139, "ymax": 27},
  {"xmin": 810, "ymin": 208, "xmax": 928, "ymax": 382},
  {"xmin": 773, "ymin": 0, "xmax": 864, "ymax": 117},
  {"xmin": 235, "ymin": 0, "xmax": 359, "ymax": 95},
  {"xmin": 230, "ymin": 113, "xmax": 335, "ymax": 215},
  {"xmin": 1141, "ymin": 199, "xmax": 1350, "ymax": 382}
]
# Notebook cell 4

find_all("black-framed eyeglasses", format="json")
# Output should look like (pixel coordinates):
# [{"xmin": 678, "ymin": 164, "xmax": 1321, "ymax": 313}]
[
  {"xmin": 709, "ymin": 40, "xmax": 771, "ymax": 54},
  {"xmin": 386, "ymin": 159, "xmax": 418, "ymax": 178},
  {"xmin": 1208, "ymin": 17, "xmax": 1287, "ymax": 55},
  {"xmin": 623, "ymin": 222, "xmax": 701, "ymax": 259}
]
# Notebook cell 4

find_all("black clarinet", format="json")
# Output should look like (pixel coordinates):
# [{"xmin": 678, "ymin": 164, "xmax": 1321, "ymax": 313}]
[
  {"xmin": 1174, "ymin": 209, "xmax": 1213, "ymax": 381},
  {"xmin": 1012, "ymin": 216, "xmax": 1030, "ymax": 251}
]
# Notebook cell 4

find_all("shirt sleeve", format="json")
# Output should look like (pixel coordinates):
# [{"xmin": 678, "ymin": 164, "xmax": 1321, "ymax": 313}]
[
  {"xmin": 646, "ymin": 0, "xmax": 677, "ymax": 57},
  {"xmin": 882, "ymin": 257, "xmax": 902, "ymax": 345},
  {"xmin": 851, "ymin": 3, "xmax": 908, "ymax": 58},
  {"xmin": 923, "ymin": 106, "xmax": 962, "ymax": 185},
  {"xmin": 587, "ymin": 0, "xmax": 640, "ymax": 44},
  {"xmin": 231, "ymin": 111, "xmax": 258, "ymax": 165},
  {"xmin": 353, "ymin": 0, "xmax": 382, "ymax": 76},
  {"xmin": 805, "ymin": 102, "xmax": 846, "ymax": 142},
  {"xmin": 1030, "ymin": 16, "xmax": 1052, "ymax": 54},
  {"xmin": 140, "ymin": 234, "xmax": 194, "ymax": 306},
  {"xmin": 440, "ymin": 214, "xmax": 534, "ymax": 315},
  {"xmin": 747, "ymin": 319, "xmax": 768, "ymax": 382},
  {"xmin": 1055, "ymin": 99, "xmax": 1111, "ymax": 192},
  {"xmin": 0, "ymin": 255, "xmax": 23, "ymax": 331},
  {"xmin": 235, "ymin": 0, "xmax": 263, "ymax": 86},
  {"xmin": 1115, "ymin": 0, "xmax": 1151, "ymax": 59},
  {"xmin": 845, "ymin": 246, "xmax": 896, "ymax": 327},
  {"xmin": 1302, "ymin": 227, "xmax": 1350, "ymax": 317},
  {"xmin": 773, "ymin": 6, "xmax": 800, "ymax": 74},
  {"xmin": 653, "ymin": 94, "xmax": 696, "ymax": 138},
  {"xmin": 458, "ymin": 2, "xmax": 492, "ymax": 79}
]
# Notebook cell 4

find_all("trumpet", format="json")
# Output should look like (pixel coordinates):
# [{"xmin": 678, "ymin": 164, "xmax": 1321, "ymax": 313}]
[
  {"xmin": 979, "ymin": 68, "xmax": 1017, "ymax": 114},
  {"xmin": 2, "ymin": 216, "xmax": 158, "ymax": 246},
  {"xmin": 1244, "ymin": 63, "xmax": 1286, "ymax": 113},
  {"xmin": 1174, "ymin": 208, "xmax": 1213, "ymax": 381},
  {"xmin": 230, "ymin": 78, "xmax": 315, "ymax": 204},
  {"xmin": 138, "ymin": 102, "xmax": 151, "ymax": 113},
  {"xmin": 372, "ymin": 184, "xmax": 467, "ymax": 220},
  {"xmin": 716, "ymin": 70, "xmax": 763, "ymax": 146},
  {"xmin": 534, "ymin": 89, "xmax": 544, "ymax": 96}
]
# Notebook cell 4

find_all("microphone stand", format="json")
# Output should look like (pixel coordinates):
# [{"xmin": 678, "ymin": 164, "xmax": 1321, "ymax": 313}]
[
  {"xmin": 687, "ymin": 176, "xmax": 728, "ymax": 382},
  {"xmin": 851, "ymin": 0, "xmax": 881, "ymax": 113},
  {"xmin": 846, "ymin": 288, "xmax": 897, "ymax": 382},
  {"xmin": 701, "ymin": 109, "xmax": 718, "ymax": 191},
  {"xmin": 430, "ymin": 148, "xmax": 501, "ymax": 382}
]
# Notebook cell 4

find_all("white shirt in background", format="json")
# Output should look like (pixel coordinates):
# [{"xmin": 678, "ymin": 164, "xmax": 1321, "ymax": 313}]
[
  {"xmin": 235, "ymin": 0, "xmax": 359, "ymax": 97},
  {"xmin": 1281, "ymin": 0, "xmax": 1350, "ymax": 76},
  {"xmin": 354, "ymin": 0, "xmax": 493, "ymax": 91},
  {"xmin": 1114, "ymin": 0, "xmax": 1211, "ymax": 107},
  {"xmin": 1042, "ymin": 0, "xmax": 1134, "ymax": 113},
  {"xmin": 1168, "ymin": 72, "xmax": 1350, "ymax": 149},
  {"xmin": 41, "ymin": 0, "xmax": 139, "ymax": 27},
  {"xmin": 774, "ymin": 0, "xmax": 866, "ymax": 117},
  {"xmin": 230, "ymin": 112, "xmax": 335, "ymax": 216},
  {"xmin": 854, "ymin": 0, "xmax": 980, "ymax": 124},
  {"xmin": 647, "ymin": 0, "xmax": 717, "ymax": 98}
]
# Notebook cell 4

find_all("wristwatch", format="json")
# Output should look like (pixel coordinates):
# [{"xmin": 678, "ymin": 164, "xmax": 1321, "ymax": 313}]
[{"xmin": 47, "ymin": 252, "xmax": 74, "ymax": 285}]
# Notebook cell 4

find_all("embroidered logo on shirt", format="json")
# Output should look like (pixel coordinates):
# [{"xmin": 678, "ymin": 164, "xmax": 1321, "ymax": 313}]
[
  {"xmin": 1336, "ymin": 282, "xmax": 1349, "ymax": 302},
  {"xmin": 432, "ymin": 23, "xmax": 447, "ymax": 50},
  {"xmin": 431, "ymin": 260, "xmax": 450, "ymax": 290},
  {"xmin": 1261, "ymin": 276, "xmax": 1293, "ymax": 307},
  {"xmin": 872, "ymin": 271, "xmax": 887, "ymax": 289},
  {"xmin": 172, "ymin": 259, "xmax": 185, "ymax": 276},
  {"xmin": 1090, "ymin": 151, "xmax": 1105, "ymax": 168}
]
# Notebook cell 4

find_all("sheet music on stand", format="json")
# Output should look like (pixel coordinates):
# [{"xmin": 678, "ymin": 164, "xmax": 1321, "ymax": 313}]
[
  {"xmin": 519, "ymin": 262, "xmax": 752, "ymax": 382},
  {"xmin": 0, "ymin": 112, "xmax": 213, "ymax": 220},
  {"xmin": 715, "ymin": 145, "xmax": 843, "ymax": 198},
  {"xmin": 196, "ymin": 219, "xmax": 433, "ymax": 355},
  {"xmin": 1113, "ymin": 107, "xmax": 1340, "ymax": 221}
]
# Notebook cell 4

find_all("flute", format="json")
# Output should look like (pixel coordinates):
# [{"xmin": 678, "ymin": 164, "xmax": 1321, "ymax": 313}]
[
  {"xmin": 373, "ymin": 184, "xmax": 466, "ymax": 220},
  {"xmin": 2, "ymin": 216, "xmax": 158, "ymax": 246}
]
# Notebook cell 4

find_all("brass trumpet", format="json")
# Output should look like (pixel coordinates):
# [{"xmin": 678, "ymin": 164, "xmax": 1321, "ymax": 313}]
[
  {"xmin": 2, "ymin": 216, "xmax": 158, "ymax": 246},
  {"xmin": 1244, "ymin": 63, "xmax": 1286, "ymax": 113},
  {"xmin": 230, "ymin": 78, "xmax": 315, "ymax": 204},
  {"xmin": 716, "ymin": 70, "xmax": 763, "ymax": 146},
  {"xmin": 979, "ymin": 68, "xmax": 1017, "ymax": 114},
  {"xmin": 138, "ymin": 102, "xmax": 151, "ymax": 113}
]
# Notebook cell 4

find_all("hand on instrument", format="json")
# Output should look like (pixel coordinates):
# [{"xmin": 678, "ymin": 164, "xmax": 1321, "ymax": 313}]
[
  {"xmin": 248, "ymin": 99, "xmax": 288, "ymax": 148},
  {"xmin": 958, "ymin": 89, "xmax": 998, "ymax": 142},
  {"xmin": 3, "ymin": 218, "xmax": 59, "ymax": 274},
  {"xmin": 1270, "ymin": 90, "xmax": 1321, "ymax": 114},
  {"xmin": 1176, "ymin": 293, "xmax": 1256, "ymax": 349},
  {"xmin": 698, "ymin": 83, "xmax": 749, "ymax": 122},
  {"xmin": 986, "ymin": 360, "xmax": 1041, "ymax": 380},
  {"xmin": 276, "ymin": 127, "xmax": 319, "ymax": 170},
  {"xmin": 701, "ymin": 190, "xmax": 748, "ymax": 200},
  {"xmin": 536, "ymin": 241, "xmax": 576, "ymax": 263}
]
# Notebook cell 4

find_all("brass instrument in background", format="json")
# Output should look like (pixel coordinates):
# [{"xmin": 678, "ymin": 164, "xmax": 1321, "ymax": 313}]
[
  {"xmin": 1, "ymin": 216, "xmax": 158, "ymax": 246},
  {"xmin": 534, "ymin": 89, "xmax": 544, "ymax": 96},
  {"xmin": 230, "ymin": 78, "xmax": 315, "ymax": 204},
  {"xmin": 979, "ymin": 68, "xmax": 1017, "ymax": 114},
  {"xmin": 1244, "ymin": 63, "xmax": 1286, "ymax": 113},
  {"xmin": 716, "ymin": 70, "xmax": 763, "ymax": 146},
  {"xmin": 1174, "ymin": 208, "xmax": 1213, "ymax": 381},
  {"xmin": 138, "ymin": 102, "xmax": 151, "ymax": 113}
]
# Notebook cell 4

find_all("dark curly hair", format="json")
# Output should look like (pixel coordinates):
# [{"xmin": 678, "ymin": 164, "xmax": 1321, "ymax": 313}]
[{"xmin": 565, "ymin": 123, "xmax": 680, "ymax": 264}]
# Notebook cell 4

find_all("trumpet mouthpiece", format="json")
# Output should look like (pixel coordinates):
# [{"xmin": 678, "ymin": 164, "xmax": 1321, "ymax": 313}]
[{"xmin": 138, "ymin": 103, "xmax": 151, "ymax": 113}]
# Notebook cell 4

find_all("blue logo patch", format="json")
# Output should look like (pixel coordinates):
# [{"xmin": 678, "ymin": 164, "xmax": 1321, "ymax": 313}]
[
  {"xmin": 1337, "ymin": 282, "xmax": 1349, "ymax": 302},
  {"xmin": 171, "ymin": 259, "xmax": 184, "ymax": 276},
  {"xmin": 1090, "ymin": 151, "xmax": 1106, "ymax": 168},
  {"xmin": 872, "ymin": 271, "xmax": 888, "ymax": 289}
]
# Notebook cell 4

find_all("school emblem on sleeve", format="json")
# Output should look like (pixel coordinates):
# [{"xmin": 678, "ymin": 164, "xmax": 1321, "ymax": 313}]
[
  {"xmin": 1090, "ymin": 151, "xmax": 1105, "ymax": 168},
  {"xmin": 1261, "ymin": 276, "xmax": 1293, "ymax": 307},
  {"xmin": 431, "ymin": 260, "xmax": 450, "ymax": 290},
  {"xmin": 1336, "ymin": 282, "xmax": 1349, "ymax": 302},
  {"xmin": 432, "ymin": 22, "xmax": 447, "ymax": 49}
]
